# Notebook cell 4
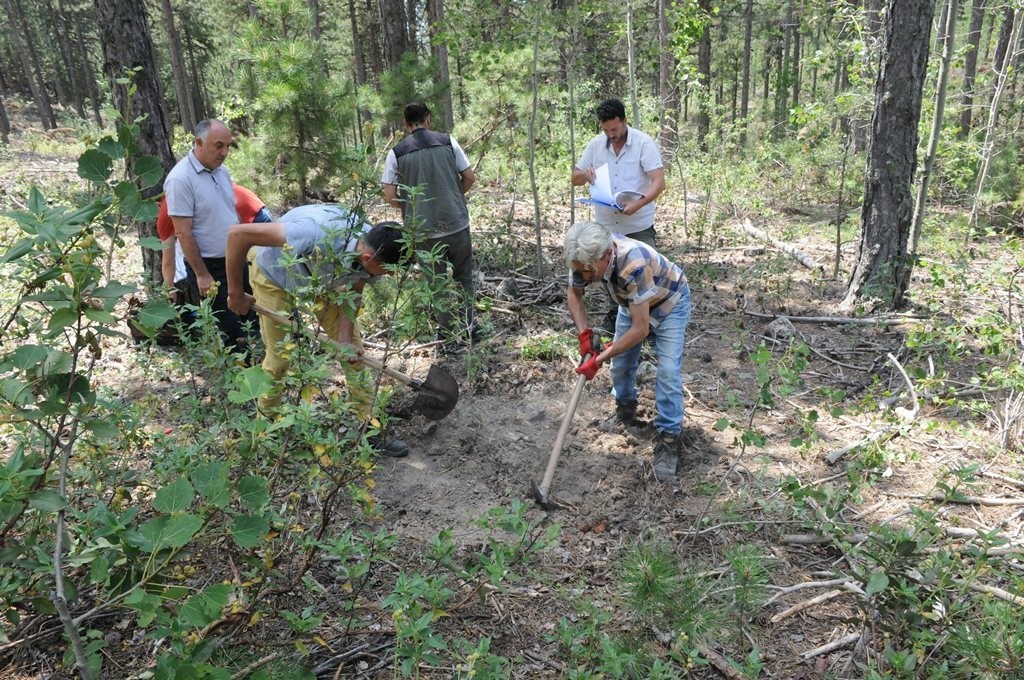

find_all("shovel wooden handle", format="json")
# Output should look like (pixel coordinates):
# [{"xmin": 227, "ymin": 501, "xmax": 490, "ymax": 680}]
[
  {"xmin": 250, "ymin": 302, "xmax": 418, "ymax": 387},
  {"xmin": 536, "ymin": 372, "xmax": 588, "ymax": 498}
]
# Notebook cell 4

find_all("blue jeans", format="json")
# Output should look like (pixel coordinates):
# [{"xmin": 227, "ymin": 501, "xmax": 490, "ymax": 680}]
[{"xmin": 610, "ymin": 285, "xmax": 691, "ymax": 436}]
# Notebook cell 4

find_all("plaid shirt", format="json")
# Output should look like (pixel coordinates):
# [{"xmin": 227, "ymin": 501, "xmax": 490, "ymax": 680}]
[{"xmin": 573, "ymin": 235, "xmax": 688, "ymax": 327}]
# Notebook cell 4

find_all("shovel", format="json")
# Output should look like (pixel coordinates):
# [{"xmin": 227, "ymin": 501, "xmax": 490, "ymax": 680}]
[
  {"xmin": 251, "ymin": 303, "xmax": 459, "ymax": 420},
  {"xmin": 531, "ymin": 369, "xmax": 589, "ymax": 510}
]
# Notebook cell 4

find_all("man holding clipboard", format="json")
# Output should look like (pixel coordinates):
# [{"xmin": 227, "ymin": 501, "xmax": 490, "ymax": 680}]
[{"xmin": 571, "ymin": 98, "xmax": 666, "ymax": 335}]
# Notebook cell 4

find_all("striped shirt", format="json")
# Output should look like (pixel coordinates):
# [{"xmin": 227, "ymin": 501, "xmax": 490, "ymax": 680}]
[{"xmin": 586, "ymin": 236, "xmax": 688, "ymax": 327}]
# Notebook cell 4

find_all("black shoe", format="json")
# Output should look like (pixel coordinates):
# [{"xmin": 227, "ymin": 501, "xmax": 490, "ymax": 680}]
[
  {"xmin": 368, "ymin": 433, "xmax": 409, "ymax": 458},
  {"xmin": 652, "ymin": 431, "xmax": 680, "ymax": 481},
  {"xmin": 615, "ymin": 399, "xmax": 638, "ymax": 426}
]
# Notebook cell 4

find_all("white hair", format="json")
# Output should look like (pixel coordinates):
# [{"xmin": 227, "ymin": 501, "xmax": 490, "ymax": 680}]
[{"xmin": 564, "ymin": 221, "xmax": 612, "ymax": 267}]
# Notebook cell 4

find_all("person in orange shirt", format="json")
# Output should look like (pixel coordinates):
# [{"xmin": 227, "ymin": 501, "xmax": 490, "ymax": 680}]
[{"xmin": 157, "ymin": 183, "xmax": 273, "ymax": 305}]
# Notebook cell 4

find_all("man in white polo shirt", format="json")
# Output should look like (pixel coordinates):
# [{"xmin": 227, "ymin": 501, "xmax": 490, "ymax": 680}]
[
  {"xmin": 165, "ymin": 118, "xmax": 257, "ymax": 356},
  {"xmin": 572, "ymin": 98, "xmax": 665, "ymax": 335}
]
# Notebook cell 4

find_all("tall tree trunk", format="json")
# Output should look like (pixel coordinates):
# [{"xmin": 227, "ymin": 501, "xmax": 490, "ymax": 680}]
[
  {"xmin": 181, "ymin": 23, "xmax": 207, "ymax": 122},
  {"xmin": 657, "ymin": 0, "xmax": 678, "ymax": 151},
  {"xmin": 969, "ymin": 9, "xmax": 1023, "ymax": 233},
  {"xmin": 64, "ymin": 0, "xmax": 103, "ymax": 125},
  {"xmin": 993, "ymin": 6, "xmax": 1015, "ymax": 75},
  {"xmin": 0, "ymin": 94, "xmax": 10, "ymax": 144},
  {"xmin": 695, "ymin": 0, "xmax": 712, "ymax": 151},
  {"xmin": 528, "ymin": 1, "xmax": 543, "ymax": 277},
  {"xmin": 2, "ymin": 0, "xmax": 56, "ymax": 129},
  {"xmin": 791, "ymin": 21, "xmax": 801, "ymax": 110},
  {"xmin": 959, "ymin": 0, "xmax": 986, "ymax": 137},
  {"xmin": 909, "ymin": 0, "xmax": 957, "ymax": 280},
  {"xmin": 626, "ymin": 0, "xmax": 639, "ymax": 123},
  {"xmin": 35, "ymin": 0, "xmax": 70, "ymax": 109},
  {"xmin": 740, "ymin": 0, "xmax": 753, "ymax": 144},
  {"xmin": 158, "ymin": 0, "xmax": 197, "ymax": 135},
  {"xmin": 776, "ymin": 0, "xmax": 793, "ymax": 130},
  {"xmin": 429, "ymin": 0, "xmax": 453, "ymax": 130},
  {"xmin": 843, "ymin": 0, "xmax": 935, "ymax": 311},
  {"xmin": 349, "ymin": 0, "xmax": 372, "ymax": 129},
  {"xmin": 378, "ymin": 0, "xmax": 410, "ymax": 70},
  {"xmin": 46, "ymin": 0, "xmax": 84, "ymax": 118},
  {"xmin": 93, "ymin": 0, "xmax": 177, "ymax": 288}
]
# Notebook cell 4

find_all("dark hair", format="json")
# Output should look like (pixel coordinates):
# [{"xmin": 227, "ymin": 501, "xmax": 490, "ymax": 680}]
[
  {"xmin": 595, "ymin": 98, "xmax": 626, "ymax": 123},
  {"xmin": 364, "ymin": 221, "xmax": 410, "ymax": 266},
  {"xmin": 403, "ymin": 102, "xmax": 431, "ymax": 126}
]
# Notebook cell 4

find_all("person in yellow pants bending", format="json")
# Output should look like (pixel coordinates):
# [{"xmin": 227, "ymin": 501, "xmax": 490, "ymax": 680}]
[{"xmin": 225, "ymin": 204, "xmax": 411, "ymax": 457}]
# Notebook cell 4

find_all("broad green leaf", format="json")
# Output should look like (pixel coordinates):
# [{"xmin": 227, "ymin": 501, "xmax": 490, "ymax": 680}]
[
  {"xmin": 1, "ymin": 238, "xmax": 35, "ymax": 264},
  {"xmin": 0, "ymin": 378, "xmax": 32, "ymax": 408},
  {"xmin": 134, "ymin": 156, "xmax": 164, "ymax": 189},
  {"xmin": 117, "ymin": 124, "xmax": 140, "ymax": 156},
  {"xmin": 77, "ymin": 149, "xmax": 112, "ymax": 184},
  {"xmin": 227, "ymin": 367, "xmax": 274, "ymax": 404},
  {"xmin": 92, "ymin": 282, "xmax": 136, "ymax": 299},
  {"xmin": 192, "ymin": 461, "xmax": 230, "ymax": 508},
  {"xmin": 865, "ymin": 572, "xmax": 889, "ymax": 597},
  {"xmin": 97, "ymin": 137, "xmax": 125, "ymax": 160},
  {"xmin": 83, "ymin": 308, "xmax": 117, "ymax": 324},
  {"xmin": 179, "ymin": 584, "xmax": 230, "ymax": 628},
  {"xmin": 137, "ymin": 514, "xmax": 202, "ymax": 552},
  {"xmin": 238, "ymin": 476, "xmax": 269, "ymax": 512},
  {"xmin": 140, "ymin": 236, "xmax": 164, "ymax": 250},
  {"xmin": 162, "ymin": 513, "xmax": 203, "ymax": 548},
  {"xmin": 28, "ymin": 187, "xmax": 46, "ymax": 214},
  {"xmin": 230, "ymin": 514, "xmax": 270, "ymax": 549},
  {"xmin": 28, "ymin": 490, "xmax": 67, "ymax": 512},
  {"xmin": 8, "ymin": 345, "xmax": 48, "ymax": 370},
  {"xmin": 48, "ymin": 307, "xmax": 79, "ymax": 332},
  {"xmin": 132, "ymin": 201, "xmax": 159, "ymax": 222},
  {"xmin": 153, "ymin": 479, "xmax": 195, "ymax": 514},
  {"xmin": 135, "ymin": 299, "xmax": 177, "ymax": 330},
  {"xmin": 90, "ymin": 556, "xmax": 110, "ymax": 584},
  {"xmin": 80, "ymin": 417, "xmax": 118, "ymax": 440},
  {"xmin": 62, "ymin": 200, "xmax": 108, "ymax": 226}
]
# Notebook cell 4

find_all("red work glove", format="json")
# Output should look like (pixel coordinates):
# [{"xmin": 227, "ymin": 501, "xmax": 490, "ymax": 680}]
[
  {"xmin": 577, "ymin": 328, "xmax": 602, "ymax": 358},
  {"xmin": 575, "ymin": 345, "xmax": 611, "ymax": 381}
]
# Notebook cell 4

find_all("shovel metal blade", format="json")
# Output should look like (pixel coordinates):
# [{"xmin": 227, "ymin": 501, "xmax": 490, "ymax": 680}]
[{"xmin": 412, "ymin": 364, "xmax": 459, "ymax": 420}]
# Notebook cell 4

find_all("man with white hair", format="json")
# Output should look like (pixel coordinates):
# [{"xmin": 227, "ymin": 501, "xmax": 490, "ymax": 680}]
[{"xmin": 563, "ymin": 221, "xmax": 691, "ymax": 480}]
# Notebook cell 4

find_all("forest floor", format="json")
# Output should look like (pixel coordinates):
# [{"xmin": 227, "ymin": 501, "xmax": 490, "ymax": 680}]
[{"xmin": 3, "ymin": 107, "xmax": 1024, "ymax": 679}]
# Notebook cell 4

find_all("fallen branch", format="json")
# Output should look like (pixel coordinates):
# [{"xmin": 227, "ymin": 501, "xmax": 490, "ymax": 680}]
[
  {"xmin": 764, "ymin": 578, "xmax": 853, "ymax": 606},
  {"xmin": 825, "ymin": 427, "xmax": 899, "ymax": 465},
  {"xmin": 978, "ymin": 469, "xmax": 1024, "ymax": 490},
  {"xmin": 770, "ymin": 589, "xmax": 845, "ymax": 623},
  {"xmin": 743, "ymin": 309, "xmax": 918, "ymax": 325},
  {"xmin": 959, "ymin": 580, "xmax": 1024, "ymax": 606},
  {"xmin": 887, "ymin": 353, "xmax": 920, "ymax": 422},
  {"xmin": 698, "ymin": 642, "xmax": 748, "ymax": 680},
  {"xmin": 801, "ymin": 631, "xmax": 862, "ymax": 659},
  {"xmin": 921, "ymin": 493, "xmax": 1024, "ymax": 507},
  {"xmin": 738, "ymin": 218, "xmax": 823, "ymax": 270},
  {"xmin": 781, "ymin": 533, "xmax": 870, "ymax": 545}
]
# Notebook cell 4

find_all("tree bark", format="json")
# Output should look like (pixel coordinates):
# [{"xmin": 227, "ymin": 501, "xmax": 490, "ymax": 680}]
[
  {"xmin": 968, "ymin": 9, "xmax": 1023, "ymax": 233},
  {"xmin": 378, "ymin": 0, "xmax": 410, "ymax": 70},
  {"xmin": 46, "ymin": 0, "xmax": 85, "ymax": 118},
  {"xmin": 93, "ymin": 0, "xmax": 177, "ymax": 288},
  {"xmin": 2, "ymin": 0, "xmax": 56, "ymax": 129},
  {"xmin": 63, "ymin": 0, "xmax": 103, "ymax": 125},
  {"xmin": 0, "ymin": 94, "xmax": 10, "ymax": 144},
  {"xmin": 158, "ymin": 0, "xmax": 197, "ymax": 135},
  {"xmin": 959, "ymin": 0, "xmax": 986, "ymax": 137},
  {"xmin": 908, "ymin": 0, "xmax": 957, "ymax": 288},
  {"xmin": 695, "ymin": 0, "xmax": 712, "ymax": 151},
  {"xmin": 843, "ymin": 0, "xmax": 935, "ymax": 311},
  {"xmin": 740, "ymin": 0, "xmax": 752, "ymax": 144},
  {"xmin": 308, "ymin": 0, "xmax": 321, "ymax": 38},
  {"xmin": 429, "ymin": 0, "xmax": 453, "ymax": 131},
  {"xmin": 657, "ymin": 0, "xmax": 679, "ymax": 152}
]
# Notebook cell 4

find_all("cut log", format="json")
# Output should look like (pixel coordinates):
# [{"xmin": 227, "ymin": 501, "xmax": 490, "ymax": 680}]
[{"xmin": 738, "ymin": 218, "xmax": 823, "ymax": 269}]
